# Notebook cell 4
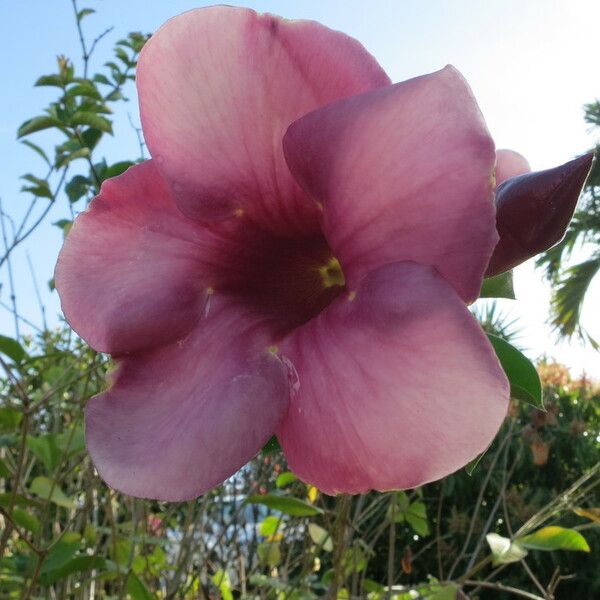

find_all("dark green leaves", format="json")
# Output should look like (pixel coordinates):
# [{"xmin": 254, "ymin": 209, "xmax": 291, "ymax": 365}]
[
  {"xmin": 262, "ymin": 435, "xmax": 282, "ymax": 455},
  {"xmin": 487, "ymin": 334, "xmax": 543, "ymax": 409},
  {"xmin": 246, "ymin": 494, "xmax": 323, "ymax": 517},
  {"xmin": 0, "ymin": 335, "xmax": 26, "ymax": 363},
  {"xmin": 390, "ymin": 492, "xmax": 430, "ymax": 536},
  {"xmin": 65, "ymin": 175, "xmax": 91, "ymax": 203},
  {"xmin": 479, "ymin": 271, "xmax": 515, "ymax": 299}
]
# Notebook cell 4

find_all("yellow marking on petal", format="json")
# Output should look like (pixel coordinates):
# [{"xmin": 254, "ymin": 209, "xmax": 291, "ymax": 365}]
[
  {"xmin": 267, "ymin": 345, "xmax": 279, "ymax": 354},
  {"xmin": 234, "ymin": 208, "xmax": 244, "ymax": 217},
  {"xmin": 490, "ymin": 171, "xmax": 497, "ymax": 189},
  {"xmin": 318, "ymin": 257, "xmax": 345, "ymax": 289},
  {"xmin": 347, "ymin": 291, "xmax": 357, "ymax": 301},
  {"xmin": 307, "ymin": 485, "xmax": 319, "ymax": 503},
  {"xmin": 206, "ymin": 286, "xmax": 215, "ymax": 295},
  {"xmin": 315, "ymin": 201, "xmax": 324, "ymax": 212}
]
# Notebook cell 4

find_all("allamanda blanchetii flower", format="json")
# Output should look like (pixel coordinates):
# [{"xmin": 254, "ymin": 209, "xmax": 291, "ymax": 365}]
[{"xmin": 55, "ymin": 6, "xmax": 591, "ymax": 500}]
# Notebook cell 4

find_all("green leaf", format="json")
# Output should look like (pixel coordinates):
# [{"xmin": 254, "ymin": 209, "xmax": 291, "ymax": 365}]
[
  {"xmin": 55, "ymin": 427, "xmax": 85, "ymax": 455},
  {"xmin": 275, "ymin": 471, "xmax": 298, "ymax": 488},
  {"xmin": 65, "ymin": 175, "xmax": 91, "ymax": 203},
  {"xmin": 0, "ymin": 407, "xmax": 22, "ymax": 430},
  {"xmin": 427, "ymin": 584, "xmax": 458, "ymax": 600},
  {"xmin": 104, "ymin": 161, "xmax": 134, "ymax": 179},
  {"xmin": 212, "ymin": 570, "xmax": 233, "ymax": 600},
  {"xmin": 246, "ymin": 494, "xmax": 323, "ymax": 517},
  {"xmin": 405, "ymin": 502, "xmax": 430, "ymax": 536},
  {"xmin": 487, "ymin": 334, "xmax": 543, "ymax": 409},
  {"xmin": 70, "ymin": 112, "xmax": 113, "ymax": 134},
  {"xmin": 53, "ymin": 220, "xmax": 73, "ymax": 236},
  {"xmin": 93, "ymin": 74, "xmax": 111, "ymax": 85},
  {"xmin": 479, "ymin": 271, "xmax": 516, "ymax": 299},
  {"xmin": 259, "ymin": 515, "xmax": 282, "ymax": 538},
  {"xmin": 257, "ymin": 541, "xmax": 281, "ymax": 568},
  {"xmin": 262, "ymin": 435, "xmax": 282, "ymax": 455},
  {"xmin": 17, "ymin": 116, "xmax": 63, "ymax": 138},
  {"xmin": 34, "ymin": 75, "xmax": 64, "ymax": 88},
  {"xmin": 77, "ymin": 8, "xmax": 95, "ymax": 20},
  {"xmin": 12, "ymin": 509, "xmax": 40, "ymax": 534},
  {"xmin": 486, "ymin": 533, "xmax": 527, "ymax": 565},
  {"xmin": 126, "ymin": 572, "xmax": 155, "ymax": 600},
  {"xmin": 30, "ymin": 476, "xmax": 75, "ymax": 509},
  {"xmin": 0, "ymin": 457, "xmax": 11, "ymax": 477},
  {"xmin": 65, "ymin": 83, "xmax": 102, "ymax": 100},
  {"xmin": 56, "ymin": 147, "xmax": 91, "ymax": 168},
  {"xmin": 0, "ymin": 335, "xmax": 26, "ymax": 363},
  {"xmin": 40, "ymin": 555, "xmax": 104, "ymax": 586},
  {"xmin": 21, "ymin": 140, "xmax": 50, "ymax": 165},
  {"xmin": 41, "ymin": 532, "xmax": 81, "ymax": 573},
  {"xmin": 80, "ymin": 127, "xmax": 103, "ymax": 150},
  {"xmin": 308, "ymin": 523, "xmax": 333, "ymax": 551},
  {"xmin": 27, "ymin": 435, "xmax": 60, "ymax": 471},
  {"xmin": 518, "ymin": 526, "xmax": 590, "ymax": 552}
]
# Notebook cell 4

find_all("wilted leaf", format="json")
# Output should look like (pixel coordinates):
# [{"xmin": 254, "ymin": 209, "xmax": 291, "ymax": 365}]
[{"xmin": 573, "ymin": 507, "xmax": 600, "ymax": 524}]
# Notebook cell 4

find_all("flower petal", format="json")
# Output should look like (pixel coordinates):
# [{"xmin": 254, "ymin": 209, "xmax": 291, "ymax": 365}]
[
  {"xmin": 283, "ymin": 66, "xmax": 497, "ymax": 303},
  {"xmin": 55, "ymin": 161, "xmax": 217, "ymax": 355},
  {"xmin": 277, "ymin": 261, "xmax": 509, "ymax": 495},
  {"xmin": 137, "ymin": 6, "xmax": 390, "ymax": 230},
  {"xmin": 495, "ymin": 149, "xmax": 530, "ymax": 185},
  {"xmin": 86, "ymin": 297, "xmax": 289, "ymax": 501}
]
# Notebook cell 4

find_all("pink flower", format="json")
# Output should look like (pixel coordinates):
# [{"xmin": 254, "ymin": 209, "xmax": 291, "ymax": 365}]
[{"xmin": 55, "ymin": 6, "xmax": 514, "ymax": 500}]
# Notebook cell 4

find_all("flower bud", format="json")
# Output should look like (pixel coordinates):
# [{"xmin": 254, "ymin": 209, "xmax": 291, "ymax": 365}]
[{"xmin": 486, "ymin": 153, "xmax": 594, "ymax": 277}]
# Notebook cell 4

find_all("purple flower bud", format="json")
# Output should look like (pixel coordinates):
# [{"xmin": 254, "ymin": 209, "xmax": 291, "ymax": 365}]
[{"xmin": 486, "ymin": 152, "xmax": 595, "ymax": 277}]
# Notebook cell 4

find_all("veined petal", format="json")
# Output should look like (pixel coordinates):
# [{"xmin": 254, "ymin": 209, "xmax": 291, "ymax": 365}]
[
  {"xmin": 283, "ymin": 66, "xmax": 497, "ymax": 303},
  {"xmin": 277, "ymin": 262, "xmax": 509, "ymax": 495},
  {"xmin": 55, "ymin": 161, "xmax": 218, "ymax": 355},
  {"xmin": 495, "ymin": 149, "xmax": 530, "ymax": 185},
  {"xmin": 86, "ymin": 297, "xmax": 289, "ymax": 501},
  {"xmin": 137, "ymin": 6, "xmax": 390, "ymax": 231}
]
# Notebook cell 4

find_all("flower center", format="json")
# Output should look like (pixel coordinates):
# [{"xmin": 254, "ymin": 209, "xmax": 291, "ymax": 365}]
[
  {"xmin": 318, "ymin": 257, "xmax": 346, "ymax": 289},
  {"xmin": 218, "ymin": 232, "xmax": 346, "ymax": 332}
]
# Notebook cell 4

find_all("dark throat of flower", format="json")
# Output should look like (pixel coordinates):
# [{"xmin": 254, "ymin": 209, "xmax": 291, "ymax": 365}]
[{"xmin": 218, "ymin": 233, "xmax": 346, "ymax": 332}]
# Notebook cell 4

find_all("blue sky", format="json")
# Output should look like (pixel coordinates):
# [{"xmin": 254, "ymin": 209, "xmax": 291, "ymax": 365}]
[{"xmin": 1, "ymin": 0, "xmax": 599, "ymax": 374}]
